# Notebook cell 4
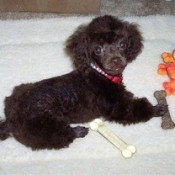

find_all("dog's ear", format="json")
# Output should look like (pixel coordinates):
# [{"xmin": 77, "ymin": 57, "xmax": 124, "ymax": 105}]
[
  {"xmin": 65, "ymin": 25, "xmax": 90, "ymax": 71},
  {"xmin": 126, "ymin": 23, "xmax": 143, "ymax": 62}
]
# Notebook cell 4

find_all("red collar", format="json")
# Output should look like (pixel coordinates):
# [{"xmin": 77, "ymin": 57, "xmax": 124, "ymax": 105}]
[{"xmin": 90, "ymin": 63, "xmax": 122, "ymax": 84}]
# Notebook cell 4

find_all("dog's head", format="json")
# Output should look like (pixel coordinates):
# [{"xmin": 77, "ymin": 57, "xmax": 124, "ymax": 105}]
[{"xmin": 66, "ymin": 15, "xmax": 143, "ymax": 75}]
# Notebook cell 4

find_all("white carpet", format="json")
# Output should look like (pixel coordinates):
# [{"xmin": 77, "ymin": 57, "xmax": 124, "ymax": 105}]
[{"xmin": 0, "ymin": 15, "xmax": 175, "ymax": 175}]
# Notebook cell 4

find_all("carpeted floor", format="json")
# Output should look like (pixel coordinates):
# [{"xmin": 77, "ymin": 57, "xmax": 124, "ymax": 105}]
[
  {"xmin": 101, "ymin": 0, "xmax": 175, "ymax": 16},
  {"xmin": 0, "ymin": 0, "xmax": 175, "ymax": 19},
  {"xmin": 0, "ymin": 15, "xmax": 175, "ymax": 175}
]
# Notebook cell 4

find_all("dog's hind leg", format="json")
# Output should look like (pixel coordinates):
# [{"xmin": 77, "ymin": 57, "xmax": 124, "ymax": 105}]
[{"xmin": 13, "ymin": 114, "xmax": 88, "ymax": 150}]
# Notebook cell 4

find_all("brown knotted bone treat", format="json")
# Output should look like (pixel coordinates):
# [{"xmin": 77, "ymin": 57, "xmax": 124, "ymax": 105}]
[{"xmin": 154, "ymin": 90, "xmax": 175, "ymax": 129}]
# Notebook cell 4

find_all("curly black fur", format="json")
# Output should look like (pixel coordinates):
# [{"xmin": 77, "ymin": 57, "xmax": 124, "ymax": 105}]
[{"xmin": 0, "ymin": 15, "xmax": 166, "ymax": 150}]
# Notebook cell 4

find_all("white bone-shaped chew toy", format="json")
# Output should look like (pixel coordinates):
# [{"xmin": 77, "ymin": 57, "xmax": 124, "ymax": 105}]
[{"xmin": 89, "ymin": 119, "xmax": 136, "ymax": 158}]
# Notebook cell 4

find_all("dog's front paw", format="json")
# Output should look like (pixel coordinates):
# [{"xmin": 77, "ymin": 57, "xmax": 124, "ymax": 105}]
[
  {"xmin": 153, "ymin": 104, "xmax": 168, "ymax": 117},
  {"xmin": 74, "ymin": 126, "xmax": 89, "ymax": 138}
]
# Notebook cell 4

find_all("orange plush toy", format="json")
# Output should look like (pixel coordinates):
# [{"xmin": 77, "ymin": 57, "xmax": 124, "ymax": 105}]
[{"xmin": 158, "ymin": 50, "xmax": 175, "ymax": 95}]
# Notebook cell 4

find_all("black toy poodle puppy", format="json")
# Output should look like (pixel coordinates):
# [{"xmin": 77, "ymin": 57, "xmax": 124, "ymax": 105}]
[{"xmin": 0, "ymin": 15, "xmax": 166, "ymax": 150}]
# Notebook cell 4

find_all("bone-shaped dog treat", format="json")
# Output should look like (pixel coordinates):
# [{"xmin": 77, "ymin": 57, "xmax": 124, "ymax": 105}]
[
  {"xmin": 89, "ymin": 119, "xmax": 136, "ymax": 158},
  {"xmin": 154, "ymin": 90, "xmax": 175, "ymax": 129}
]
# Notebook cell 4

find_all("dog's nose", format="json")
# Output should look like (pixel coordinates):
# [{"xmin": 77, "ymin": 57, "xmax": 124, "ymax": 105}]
[
  {"xmin": 111, "ymin": 57, "xmax": 127, "ymax": 66},
  {"xmin": 112, "ymin": 57, "xmax": 120, "ymax": 64}
]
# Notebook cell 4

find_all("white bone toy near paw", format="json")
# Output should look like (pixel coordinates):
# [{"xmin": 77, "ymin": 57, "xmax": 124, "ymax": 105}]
[{"xmin": 89, "ymin": 119, "xmax": 136, "ymax": 158}]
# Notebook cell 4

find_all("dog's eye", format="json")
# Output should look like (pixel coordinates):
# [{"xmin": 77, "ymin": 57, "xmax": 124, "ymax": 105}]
[
  {"xmin": 119, "ymin": 41, "xmax": 126, "ymax": 50},
  {"xmin": 94, "ymin": 46, "xmax": 103, "ymax": 55},
  {"xmin": 116, "ymin": 40, "xmax": 126, "ymax": 50},
  {"xmin": 120, "ymin": 42, "xmax": 125, "ymax": 48}
]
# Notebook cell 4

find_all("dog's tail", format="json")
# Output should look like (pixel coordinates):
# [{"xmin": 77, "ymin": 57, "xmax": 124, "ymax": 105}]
[{"xmin": 0, "ymin": 119, "xmax": 10, "ymax": 140}]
